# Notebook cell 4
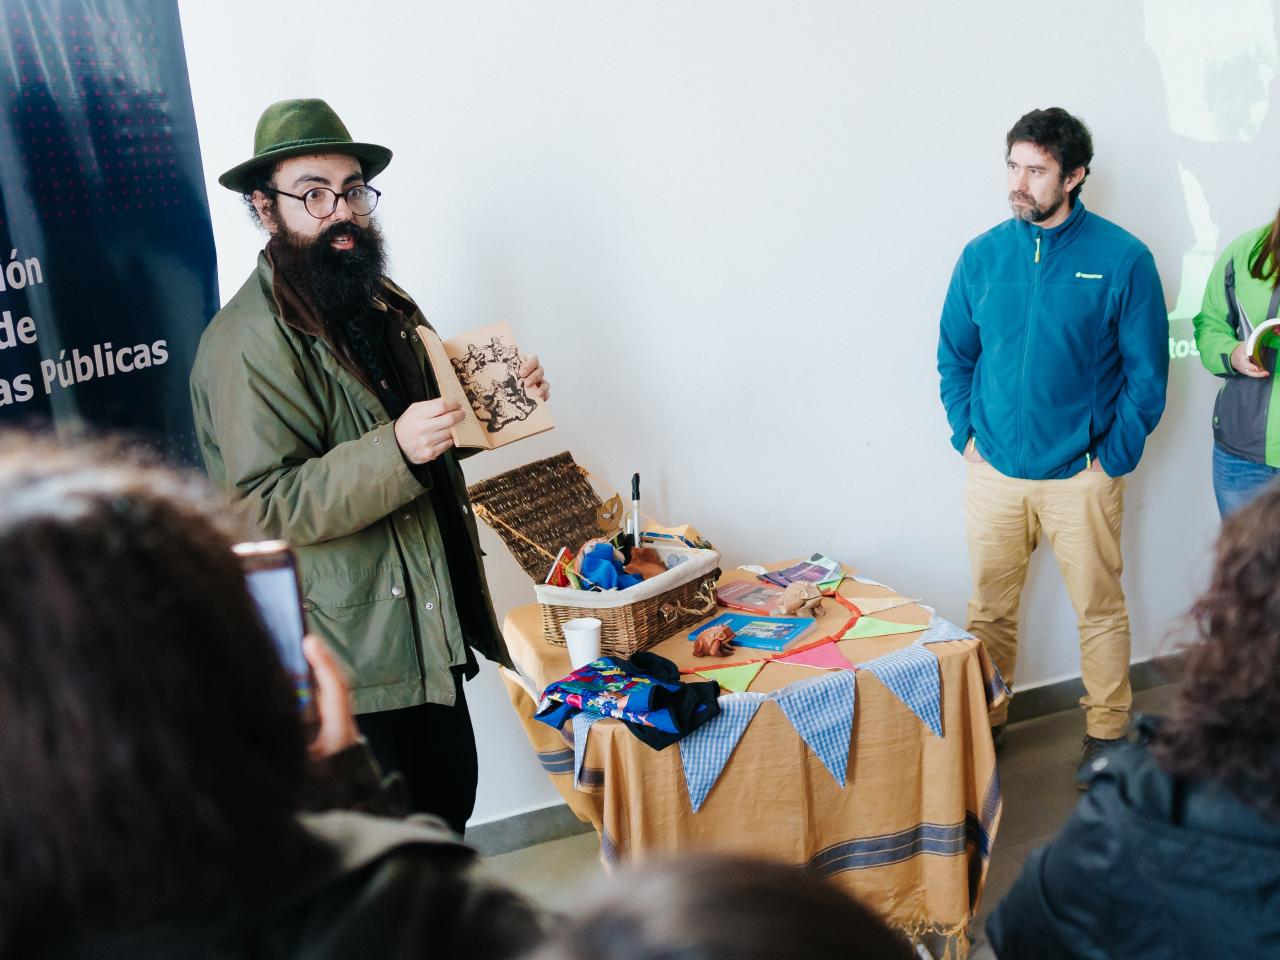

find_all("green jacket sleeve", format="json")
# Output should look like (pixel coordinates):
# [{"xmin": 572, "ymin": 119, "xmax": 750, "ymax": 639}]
[
  {"xmin": 201, "ymin": 340, "xmax": 426, "ymax": 547},
  {"xmin": 1194, "ymin": 244, "xmax": 1241, "ymax": 378}
]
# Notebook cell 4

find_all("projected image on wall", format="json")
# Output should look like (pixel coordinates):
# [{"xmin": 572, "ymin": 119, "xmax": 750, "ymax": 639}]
[{"xmin": 1145, "ymin": 0, "xmax": 1280, "ymax": 360}]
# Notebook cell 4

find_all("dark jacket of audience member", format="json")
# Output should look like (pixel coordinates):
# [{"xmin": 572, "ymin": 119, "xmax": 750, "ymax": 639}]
[
  {"xmin": 989, "ymin": 483, "xmax": 1280, "ymax": 960},
  {"xmin": 0, "ymin": 436, "xmax": 541, "ymax": 959},
  {"xmin": 528, "ymin": 854, "xmax": 914, "ymax": 960}
]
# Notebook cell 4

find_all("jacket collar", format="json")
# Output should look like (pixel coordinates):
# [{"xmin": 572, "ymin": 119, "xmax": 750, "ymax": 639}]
[{"xmin": 1013, "ymin": 197, "xmax": 1087, "ymax": 256}]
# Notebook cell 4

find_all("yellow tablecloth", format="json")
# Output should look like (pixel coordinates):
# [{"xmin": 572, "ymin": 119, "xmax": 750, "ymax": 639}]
[{"xmin": 499, "ymin": 567, "xmax": 1004, "ymax": 943}]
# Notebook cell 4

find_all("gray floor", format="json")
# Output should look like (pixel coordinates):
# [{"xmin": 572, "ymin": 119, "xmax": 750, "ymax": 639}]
[{"xmin": 485, "ymin": 683, "xmax": 1178, "ymax": 956}]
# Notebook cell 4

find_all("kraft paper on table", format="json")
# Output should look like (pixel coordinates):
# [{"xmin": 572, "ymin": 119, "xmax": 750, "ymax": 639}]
[{"xmin": 499, "ymin": 567, "xmax": 1006, "ymax": 948}]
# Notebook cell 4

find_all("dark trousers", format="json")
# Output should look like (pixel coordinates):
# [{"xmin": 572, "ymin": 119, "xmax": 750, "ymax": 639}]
[{"xmin": 356, "ymin": 672, "xmax": 478, "ymax": 835}]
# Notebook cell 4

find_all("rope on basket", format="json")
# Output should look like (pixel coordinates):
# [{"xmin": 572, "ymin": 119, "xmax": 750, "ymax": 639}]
[
  {"xmin": 658, "ymin": 579, "xmax": 718, "ymax": 623},
  {"xmin": 471, "ymin": 501, "xmax": 606, "ymax": 591}
]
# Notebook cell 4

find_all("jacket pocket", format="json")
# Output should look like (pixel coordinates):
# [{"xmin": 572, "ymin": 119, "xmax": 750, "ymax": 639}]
[
  {"xmin": 1213, "ymin": 375, "xmax": 1271, "ymax": 462},
  {"xmin": 302, "ymin": 563, "xmax": 420, "ymax": 689}
]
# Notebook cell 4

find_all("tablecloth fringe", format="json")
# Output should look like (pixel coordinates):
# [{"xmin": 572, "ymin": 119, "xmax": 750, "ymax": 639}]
[{"xmin": 897, "ymin": 918, "xmax": 972, "ymax": 960}]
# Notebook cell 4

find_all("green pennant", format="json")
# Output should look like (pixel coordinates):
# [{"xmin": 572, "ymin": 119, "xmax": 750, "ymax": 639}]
[
  {"xmin": 841, "ymin": 616, "xmax": 927, "ymax": 640},
  {"xmin": 695, "ymin": 661, "xmax": 765, "ymax": 694}
]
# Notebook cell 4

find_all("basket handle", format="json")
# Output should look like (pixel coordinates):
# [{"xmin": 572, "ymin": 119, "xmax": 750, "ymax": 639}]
[{"xmin": 658, "ymin": 580, "xmax": 718, "ymax": 623}]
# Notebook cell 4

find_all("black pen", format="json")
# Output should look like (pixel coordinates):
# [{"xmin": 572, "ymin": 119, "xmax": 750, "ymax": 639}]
[{"xmin": 631, "ymin": 473, "xmax": 641, "ymax": 548}]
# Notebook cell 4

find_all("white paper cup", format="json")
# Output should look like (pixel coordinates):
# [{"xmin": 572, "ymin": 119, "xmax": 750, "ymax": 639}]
[{"xmin": 563, "ymin": 617, "xmax": 603, "ymax": 669}]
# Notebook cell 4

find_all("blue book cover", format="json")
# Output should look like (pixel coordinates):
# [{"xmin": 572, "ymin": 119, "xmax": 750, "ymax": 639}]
[{"xmin": 689, "ymin": 613, "xmax": 816, "ymax": 652}]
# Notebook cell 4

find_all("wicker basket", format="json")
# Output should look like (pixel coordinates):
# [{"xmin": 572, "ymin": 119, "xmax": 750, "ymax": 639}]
[{"xmin": 468, "ymin": 451, "xmax": 721, "ymax": 656}]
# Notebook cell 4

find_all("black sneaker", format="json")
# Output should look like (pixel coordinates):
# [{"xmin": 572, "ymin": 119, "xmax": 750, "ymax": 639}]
[
  {"xmin": 1076, "ymin": 734, "xmax": 1124, "ymax": 789},
  {"xmin": 991, "ymin": 723, "xmax": 1007, "ymax": 753}
]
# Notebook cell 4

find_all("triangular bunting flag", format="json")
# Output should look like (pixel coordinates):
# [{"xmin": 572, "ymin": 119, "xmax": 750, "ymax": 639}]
[
  {"xmin": 572, "ymin": 713, "xmax": 601, "ymax": 786},
  {"xmin": 846, "ymin": 594, "xmax": 920, "ymax": 616},
  {"xmin": 918, "ymin": 612, "xmax": 974, "ymax": 644},
  {"xmin": 859, "ymin": 644, "xmax": 943, "ymax": 737},
  {"xmin": 679, "ymin": 692, "xmax": 767, "ymax": 812},
  {"xmin": 695, "ymin": 660, "xmax": 765, "ymax": 693},
  {"xmin": 775, "ymin": 639, "xmax": 855, "ymax": 672},
  {"xmin": 851, "ymin": 573, "xmax": 891, "ymax": 588},
  {"xmin": 769, "ymin": 671, "xmax": 857, "ymax": 785},
  {"xmin": 842, "ymin": 616, "xmax": 926, "ymax": 640}
]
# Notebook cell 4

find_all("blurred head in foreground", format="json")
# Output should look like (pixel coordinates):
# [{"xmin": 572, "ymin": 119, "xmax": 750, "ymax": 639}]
[
  {"xmin": 528, "ymin": 853, "xmax": 914, "ymax": 960},
  {"xmin": 0, "ymin": 433, "xmax": 307, "ymax": 952}
]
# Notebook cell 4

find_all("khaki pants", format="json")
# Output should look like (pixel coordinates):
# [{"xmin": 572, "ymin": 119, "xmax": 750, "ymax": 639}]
[{"xmin": 964, "ymin": 460, "xmax": 1131, "ymax": 739}]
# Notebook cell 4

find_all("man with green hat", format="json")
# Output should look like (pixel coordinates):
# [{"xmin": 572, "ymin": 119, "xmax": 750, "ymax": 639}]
[{"xmin": 190, "ymin": 99, "xmax": 551, "ymax": 835}]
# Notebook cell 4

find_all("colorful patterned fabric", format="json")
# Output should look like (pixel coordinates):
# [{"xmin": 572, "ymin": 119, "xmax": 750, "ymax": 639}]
[
  {"xmin": 859, "ymin": 643, "xmax": 943, "ymax": 737},
  {"xmin": 536, "ymin": 653, "xmax": 720, "ymax": 750}
]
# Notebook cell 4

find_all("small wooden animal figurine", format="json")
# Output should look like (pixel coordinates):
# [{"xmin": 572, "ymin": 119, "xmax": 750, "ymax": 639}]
[
  {"xmin": 774, "ymin": 581, "xmax": 825, "ymax": 618},
  {"xmin": 693, "ymin": 624, "xmax": 736, "ymax": 657}
]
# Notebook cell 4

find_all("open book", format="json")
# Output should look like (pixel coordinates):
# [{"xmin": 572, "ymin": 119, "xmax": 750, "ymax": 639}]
[
  {"xmin": 417, "ymin": 321, "xmax": 555, "ymax": 450},
  {"xmin": 1246, "ymin": 317, "xmax": 1280, "ymax": 366}
]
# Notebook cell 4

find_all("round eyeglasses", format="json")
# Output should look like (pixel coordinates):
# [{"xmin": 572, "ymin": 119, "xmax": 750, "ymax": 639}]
[{"xmin": 265, "ymin": 184, "xmax": 381, "ymax": 219}]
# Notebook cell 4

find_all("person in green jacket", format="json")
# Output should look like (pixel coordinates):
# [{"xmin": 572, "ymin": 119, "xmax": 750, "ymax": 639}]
[
  {"xmin": 1193, "ymin": 214, "xmax": 1280, "ymax": 516},
  {"xmin": 189, "ymin": 99, "xmax": 551, "ymax": 835}
]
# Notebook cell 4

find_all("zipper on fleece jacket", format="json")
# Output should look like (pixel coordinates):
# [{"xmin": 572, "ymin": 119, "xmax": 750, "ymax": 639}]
[{"xmin": 1017, "ymin": 230, "xmax": 1043, "ymax": 475}]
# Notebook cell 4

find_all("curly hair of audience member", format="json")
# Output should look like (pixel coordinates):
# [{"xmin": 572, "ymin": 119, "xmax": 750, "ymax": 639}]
[{"xmin": 1154, "ymin": 480, "xmax": 1280, "ymax": 819}]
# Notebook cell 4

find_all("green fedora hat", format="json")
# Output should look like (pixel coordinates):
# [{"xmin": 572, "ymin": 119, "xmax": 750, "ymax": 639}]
[{"xmin": 218, "ymin": 98, "xmax": 393, "ymax": 193}]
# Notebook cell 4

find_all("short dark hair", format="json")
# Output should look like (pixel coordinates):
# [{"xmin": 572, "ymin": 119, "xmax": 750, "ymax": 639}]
[
  {"xmin": 529, "ymin": 854, "xmax": 914, "ymax": 960},
  {"xmin": 1154, "ymin": 479, "xmax": 1280, "ymax": 819},
  {"xmin": 1006, "ymin": 107, "xmax": 1093, "ymax": 202},
  {"xmin": 0, "ymin": 433, "xmax": 310, "ymax": 952}
]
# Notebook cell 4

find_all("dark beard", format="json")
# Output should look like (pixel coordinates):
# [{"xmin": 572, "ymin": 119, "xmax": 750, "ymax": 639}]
[
  {"xmin": 271, "ymin": 218, "xmax": 388, "ymax": 325},
  {"xmin": 1009, "ymin": 183, "xmax": 1067, "ymax": 223},
  {"xmin": 270, "ymin": 218, "xmax": 392, "ymax": 394}
]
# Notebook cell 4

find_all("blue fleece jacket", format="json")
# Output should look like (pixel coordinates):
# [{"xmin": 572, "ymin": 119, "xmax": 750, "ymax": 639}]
[{"xmin": 938, "ymin": 201, "xmax": 1169, "ymax": 479}]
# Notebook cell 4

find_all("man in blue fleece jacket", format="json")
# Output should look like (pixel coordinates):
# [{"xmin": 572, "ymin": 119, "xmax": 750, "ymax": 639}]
[{"xmin": 937, "ymin": 108, "xmax": 1168, "ymax": 774}]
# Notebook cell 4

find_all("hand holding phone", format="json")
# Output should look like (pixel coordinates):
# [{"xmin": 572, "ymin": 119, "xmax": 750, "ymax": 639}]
[
  {"xmin": 233, "ymin": 540, "xmax": 319, "ymax": 733},
  {"xmin": 302, "ymin": 636, "xmax": 360, "ymax": 760}
]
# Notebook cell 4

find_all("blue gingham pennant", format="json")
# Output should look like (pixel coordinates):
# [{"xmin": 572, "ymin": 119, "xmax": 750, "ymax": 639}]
[
  {"xmin": 859, "ymin": 644, "xmax": 943, "ymax": 737},
  {"xmin": 769, "ymin": 670, "xmax": 856, "ymax": 786},
  {"xmin": 679, "ymin": 692, "xmax": 767, "ymax": 812},
  {"xmin": 917, "ymin": 610, "xmax": 974, "ymax": 645},
  {"xmin": 572, "ymin": 713, "xmax": 601, "ymax": 786}
]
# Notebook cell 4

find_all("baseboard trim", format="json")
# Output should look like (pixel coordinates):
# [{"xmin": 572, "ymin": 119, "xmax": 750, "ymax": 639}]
[
  {"xmin": 1006, "ymin": 654, "xmax": 1184, "ymax": 725},
  {"xmin": 468, "ymin": 801, "xmax": 594, "ymax": 857},
  {"xmin": 474, "ymin": 655, "xmax": 1186, "ymax": 855}
]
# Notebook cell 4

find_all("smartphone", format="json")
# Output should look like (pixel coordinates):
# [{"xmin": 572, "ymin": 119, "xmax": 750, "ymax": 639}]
[{"xmin": 232, "ymin": 539, "xmax": 319, "ymax": 732}]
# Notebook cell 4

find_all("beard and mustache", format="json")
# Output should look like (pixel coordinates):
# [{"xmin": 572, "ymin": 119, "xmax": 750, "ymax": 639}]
[
  {"xmin": 270, "ymin": 217, "xmax": 392, "ymax": 392},
  {"xmin": 1009, "ymin": 182, "xmax": 1067, "ymax": 224},
  {"xmin": 271, "ymin": 217, "xmax": 389, "ymax": 324}
]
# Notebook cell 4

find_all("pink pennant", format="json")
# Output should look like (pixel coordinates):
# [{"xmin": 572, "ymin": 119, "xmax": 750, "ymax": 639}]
[{"xmin": 775, "ymin": 640, "xmax": 855, "ymax": 672}]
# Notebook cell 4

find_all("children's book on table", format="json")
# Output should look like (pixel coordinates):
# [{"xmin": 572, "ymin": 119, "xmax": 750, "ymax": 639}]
[
  {"xmin": 689, "ymin": 613, "xmax": 816, "ymax": 652},
  {"xmin": 714, "ymin": 580, "xmax": 784, "ymax": 615}
]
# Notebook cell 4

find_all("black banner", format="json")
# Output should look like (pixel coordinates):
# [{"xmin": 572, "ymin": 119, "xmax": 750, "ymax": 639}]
[{"xmin": 0, "ymin": 0, "xmax": 217, "ymax": 459}]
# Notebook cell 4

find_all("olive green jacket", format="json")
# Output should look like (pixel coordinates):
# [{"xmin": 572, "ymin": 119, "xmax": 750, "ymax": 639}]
[{"xmin": 190, "ymin": 251, "xmax": 512, "ymax": 713}]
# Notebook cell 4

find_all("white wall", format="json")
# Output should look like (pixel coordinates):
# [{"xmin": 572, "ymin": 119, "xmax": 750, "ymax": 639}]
[{"xmin": 178, "ymin": 0, "xmax": 1272, "ymax": 824}]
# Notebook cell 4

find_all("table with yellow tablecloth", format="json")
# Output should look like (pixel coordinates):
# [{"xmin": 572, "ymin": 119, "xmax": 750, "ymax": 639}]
[{"xmin": 498, "ymin": 566, "xmax": 1005, "ymax": 944}]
